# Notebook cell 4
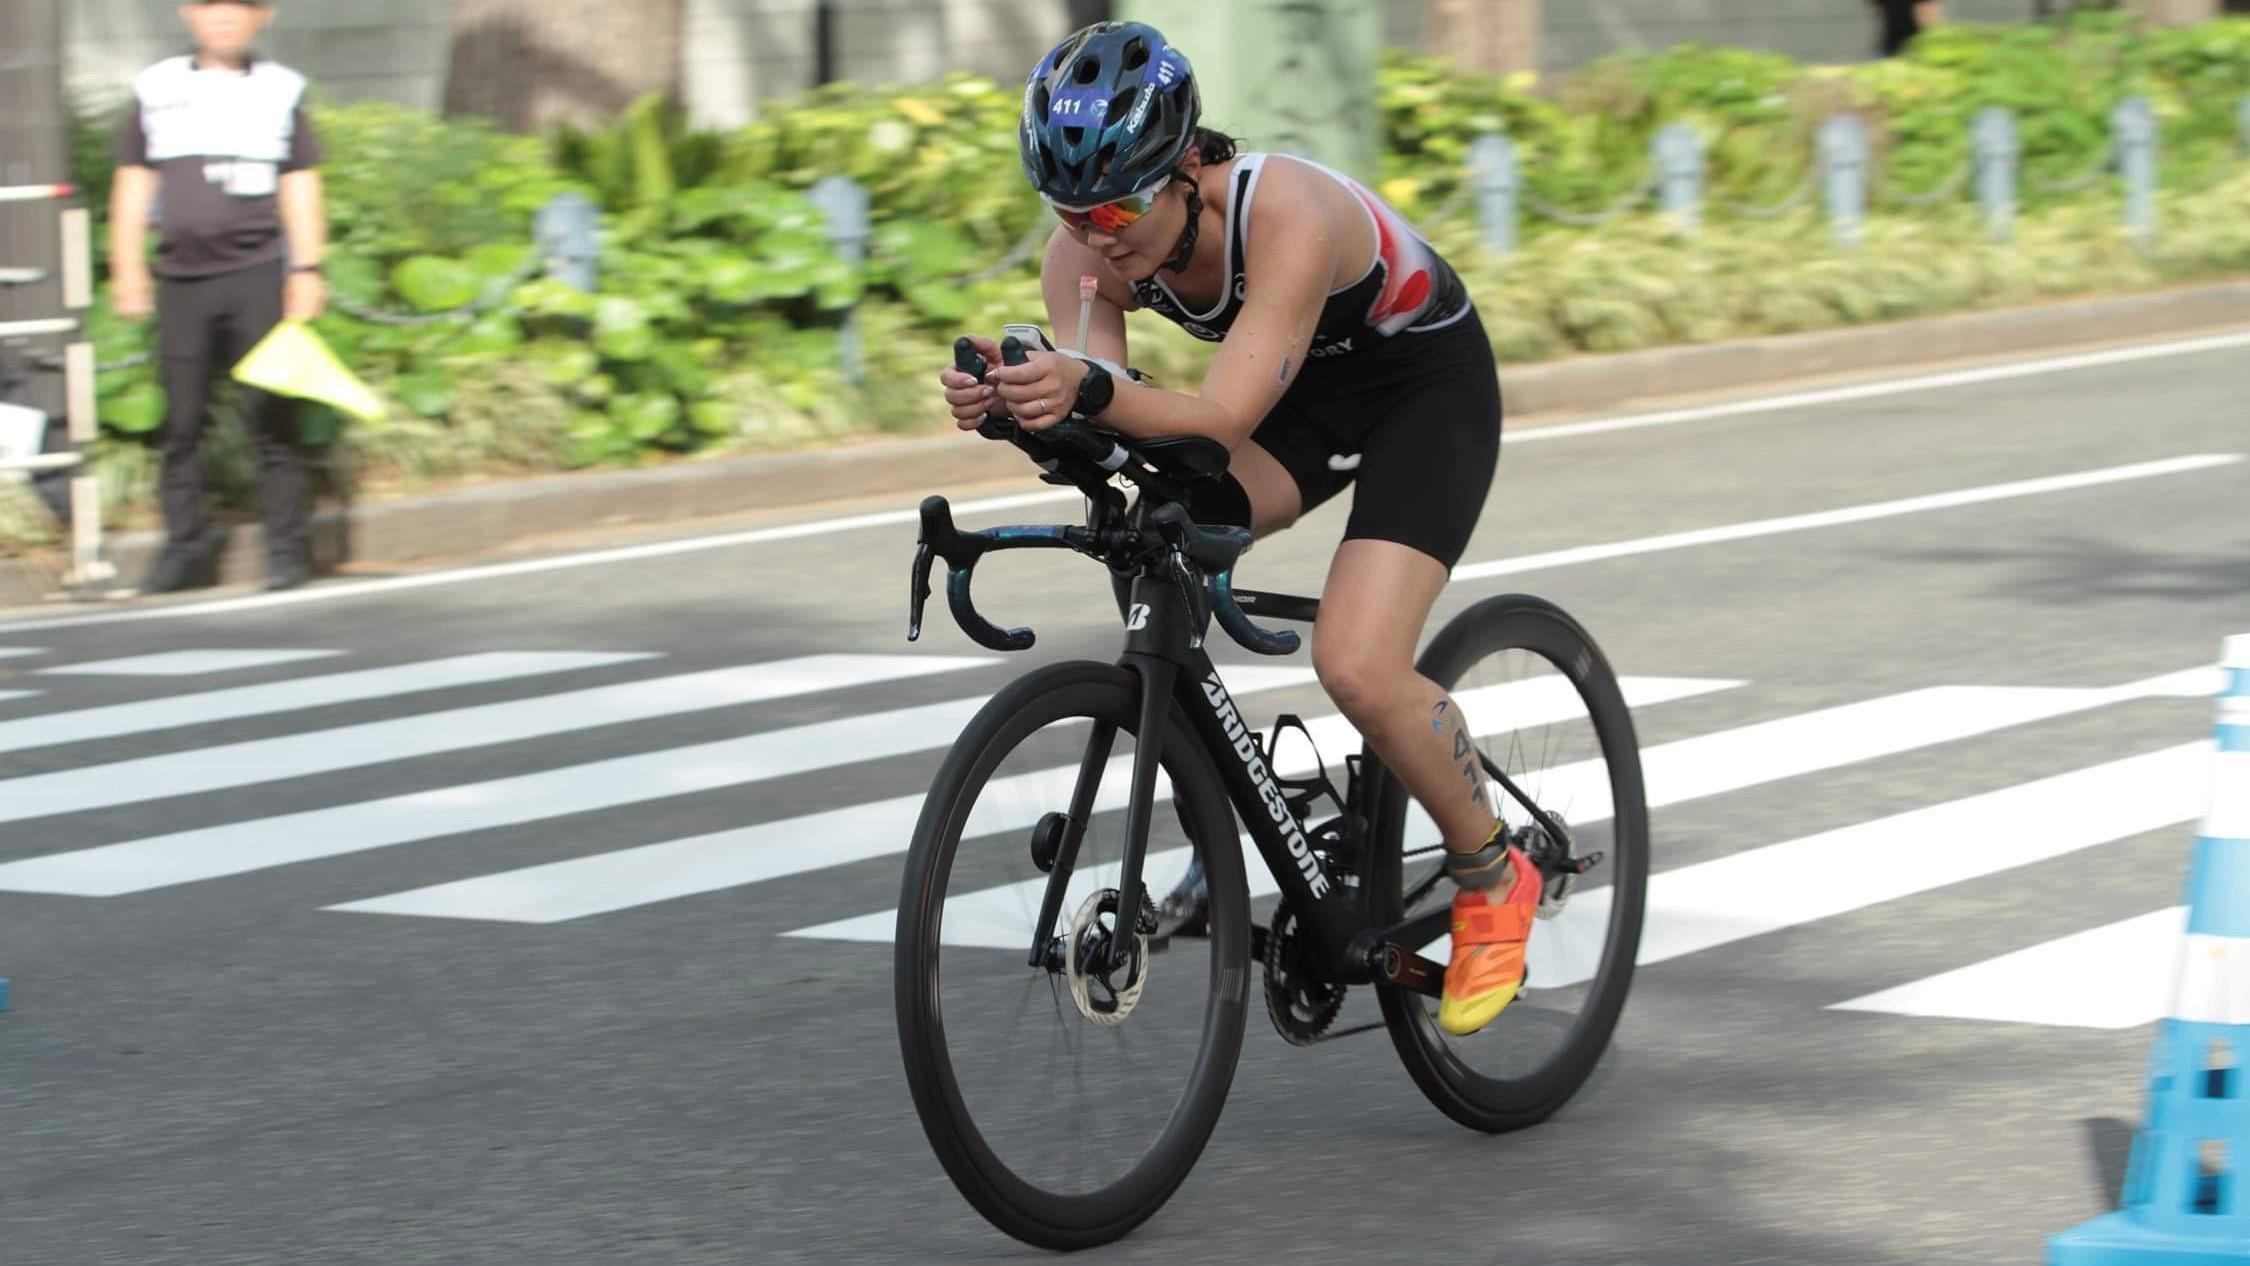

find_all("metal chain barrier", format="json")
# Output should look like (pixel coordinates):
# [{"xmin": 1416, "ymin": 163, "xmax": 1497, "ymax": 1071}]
[
  {"xmin": 953, "ymin": 218, "xmax": 1054, "ymax": 285},
  {"xmin": 1520, "ymin": 170, "xmax": 1659, "ymax": 226},
  {"xmin": 325, "ymin": 254, "xmax": 547, "ymax": 327},
  {"xmin": 33, "ymin": 348, "xmax": 149, "ymax": 374},
  {"xmin": 1881, "ymin": 158, "xmax": 1974, "ymax": 207},
  {"xmin": 2024, "ymin": 140, "xmax": 2116, "ymax": 194},
  {"xmin": 1715, "ymin": 171, "xmax": 1818, "ymax": 220},
  {"xmin": 1416, "ymin": 180, "xmax": 1479, "ymax": 231}
]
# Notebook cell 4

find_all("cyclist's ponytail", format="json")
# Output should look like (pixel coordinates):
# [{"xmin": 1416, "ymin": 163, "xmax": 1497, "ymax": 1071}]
[{"xmin": 1192, "ymin": 127, "xmax": 1238, "ymax": 165}]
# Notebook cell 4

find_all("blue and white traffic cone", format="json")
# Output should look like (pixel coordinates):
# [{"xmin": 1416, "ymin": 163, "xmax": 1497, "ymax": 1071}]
[{"xmin": 2050, "ymin": 634, "xmax": 2250, "ymax": 1264}]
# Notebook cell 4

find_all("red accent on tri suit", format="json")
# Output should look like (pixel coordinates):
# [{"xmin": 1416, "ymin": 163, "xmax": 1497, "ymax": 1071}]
[{"xmin": 1122, "ymin": 153, "xmax": 1500, "ymax": 574}]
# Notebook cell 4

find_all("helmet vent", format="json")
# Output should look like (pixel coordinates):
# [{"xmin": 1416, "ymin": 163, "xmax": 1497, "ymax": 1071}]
[
  {"xmin": 1123, "ymin": 37, "xmax": 1149, "ymax": 71},
  {"xmin": 1073, "ymin": 55, "xmax": 1102, "ymax": 85},
  {"xmin": 1062, "ymin": 126, "xmax": 1085, "ymax": 146}
]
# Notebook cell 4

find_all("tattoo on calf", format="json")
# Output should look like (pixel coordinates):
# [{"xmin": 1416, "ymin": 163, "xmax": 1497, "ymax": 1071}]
[{"xmin": 1429, "ymin": 698, "xmax": 1489, "ymax": 808}]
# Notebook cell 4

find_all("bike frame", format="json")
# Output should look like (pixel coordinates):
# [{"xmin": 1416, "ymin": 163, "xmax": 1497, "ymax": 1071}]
[{"xmin": 1027, "ymin": 571, "xmax": 1447, "ymax": 995}]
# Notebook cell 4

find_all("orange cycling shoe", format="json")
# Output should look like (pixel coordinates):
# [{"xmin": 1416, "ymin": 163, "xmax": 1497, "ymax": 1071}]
[{"xmin": 1437, "ymin": 830, "xmax": 1540, "ymax": 1037}]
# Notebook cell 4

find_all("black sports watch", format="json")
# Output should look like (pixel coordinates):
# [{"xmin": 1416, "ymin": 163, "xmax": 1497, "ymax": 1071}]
[{"xmin": 1071, "ymin": 359, "xmax": 1115, "ymax": 418}]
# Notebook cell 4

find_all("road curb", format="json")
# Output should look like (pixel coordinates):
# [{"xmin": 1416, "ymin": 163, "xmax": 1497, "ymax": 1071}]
[{"xmin": 3, "ymin": 279, "xmax": 2247, "ymax": 607}]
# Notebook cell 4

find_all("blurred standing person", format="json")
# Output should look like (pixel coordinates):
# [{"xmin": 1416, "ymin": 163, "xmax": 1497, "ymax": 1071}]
[
  {"xmin": 110, "ymin": 0, "xmax": 327, "ymax": 594},
  {"xmin": 1873, "ymin": 0, "xmax": 1944, "ymax": 57}
]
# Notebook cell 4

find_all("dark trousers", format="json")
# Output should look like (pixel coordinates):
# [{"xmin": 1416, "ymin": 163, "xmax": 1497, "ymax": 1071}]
[{"xmin": 155, "ymin": 257, "xmax": 311, "ymax": 562}]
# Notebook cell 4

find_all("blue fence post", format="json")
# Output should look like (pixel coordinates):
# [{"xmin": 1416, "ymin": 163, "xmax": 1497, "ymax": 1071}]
[
  {"xmin": 1653, "ymin": 122, "xmax": 1705, "ymax": 234},
  {"xmin": 533, "ymin": 192, "xmax": 602, "ymax": 292},
  {"xmin": 1819, "ymin": 114, "xmax": 1870, "ymax": 250},
  {"xmin": 1973, "ymin": 107, "xmax": 2019, "ymax": 243},
  {"xmin": 2114, "ymin": 95, "xmax": 2158, "ymax": 248},
  {"xmin": 1466, "ymin": 133, "xmax": 1518, "ymax": 257},
  {"xmin": 809, "ymin": 174, "xmax": 871, "ymax": 386}
]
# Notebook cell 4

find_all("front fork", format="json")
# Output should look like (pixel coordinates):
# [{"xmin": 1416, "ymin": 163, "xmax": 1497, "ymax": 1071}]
[{"xmin": 1024, "ymin": 656, "xmax": 1176, "ymax": 974}]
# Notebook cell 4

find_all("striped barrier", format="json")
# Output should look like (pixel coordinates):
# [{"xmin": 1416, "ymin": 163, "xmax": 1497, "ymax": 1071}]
[
  {"xmin": 0, "ymin": 181, "xmax": 111, "ymax": 592},
  {"xmin": 2050, "ymin": 634, "xmax": 2250, "ymax": 1264}
]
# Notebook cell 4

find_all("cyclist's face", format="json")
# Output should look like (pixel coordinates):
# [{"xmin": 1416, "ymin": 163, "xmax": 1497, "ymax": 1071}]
[{"xmin": 1063, "ymin": 162, "xmax": 1199, "ymax": 281}]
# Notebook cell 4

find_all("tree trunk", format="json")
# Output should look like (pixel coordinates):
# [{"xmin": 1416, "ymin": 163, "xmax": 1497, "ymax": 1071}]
[
  {"xmin": 444, "ymin": 0, "xmax": 685, "ymax": 132},
  {"xmin": 2129, "ymin": 0, "xmax": 2219, "ymax": 22},
  {"xmin": 1425, "ymin": 0, "xmax": 1540, "ymax": 77},
  {"xmin": 0, "ymin": 0, "xmax": 69, "ymax": 426}
]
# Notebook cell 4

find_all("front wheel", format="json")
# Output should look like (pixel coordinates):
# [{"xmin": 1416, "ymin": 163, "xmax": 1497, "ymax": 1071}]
[
  {"xmin": 895, "ymin": 661, "xmax": 1252, "ymax": 1251},
  {"xmin": 1363, "ymin": 594, "xmax": 1651, "ymax": 1133}
]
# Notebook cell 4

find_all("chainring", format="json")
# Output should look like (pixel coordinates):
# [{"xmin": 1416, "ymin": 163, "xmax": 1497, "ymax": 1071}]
[{"xmin": 1262, "ymin": 901, "xmax": 1347, "ymax": 1046}]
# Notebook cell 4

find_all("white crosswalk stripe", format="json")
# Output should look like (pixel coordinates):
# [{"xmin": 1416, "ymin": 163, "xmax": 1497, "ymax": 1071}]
[
  {"xmin": 0, "ymin": 651, "xmax": 657, "ymax": 755},
  {"xmin": 0, "ymin": 642, "xmax": 2227, "ymax": 1035},
  {"xmin": 784, "ymin": 676, "xmax": 2203, "ymax": 947},
  {"xmin": 1832, "ymin": 907, "xmax": 2187, "ymax": 1030},
  {"xmin": 330, "ymin": 676, "xmax": 1738, "ymax": 924},
  {"xmin": 0, "ymin": 653, "xmax": 990, "ymax": 826},
  {"xmin": 34, "ymin": 649, "xmax": 345, "ymax": 677}
]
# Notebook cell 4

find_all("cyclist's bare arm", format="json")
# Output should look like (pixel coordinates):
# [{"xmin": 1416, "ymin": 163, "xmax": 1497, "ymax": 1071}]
[{"xmin": 1015, "ymin": 189, "xmax": 1333, "ymax": 450}]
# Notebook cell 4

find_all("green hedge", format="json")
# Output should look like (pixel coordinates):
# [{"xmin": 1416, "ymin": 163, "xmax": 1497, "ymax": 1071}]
[{"xmin": 12, "ymin": 12, "xmax": 2247, "ymax": 550}]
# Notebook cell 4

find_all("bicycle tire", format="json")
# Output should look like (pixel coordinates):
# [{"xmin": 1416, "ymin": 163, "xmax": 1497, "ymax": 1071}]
[
  {"xmin": 896, "ymin": 660, "xmax": 1252, "ymax": 1250},
  {"xmin": 1362, "ymin": 594, "xmax": 1650, "ymax": 1133}
]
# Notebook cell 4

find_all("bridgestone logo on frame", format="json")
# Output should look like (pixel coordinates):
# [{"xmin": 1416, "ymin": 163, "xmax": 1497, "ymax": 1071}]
[{"xmin": 1202, "ymin": 670, "xmax": 1329, "ymax": 898}]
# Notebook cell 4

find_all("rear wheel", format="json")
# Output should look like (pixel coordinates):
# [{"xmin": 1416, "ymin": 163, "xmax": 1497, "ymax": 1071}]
[
  {"xmin": 896, "ymin": 661, "xmax": 1251, "ymax": 1250},
  {"xmin": 1363, "ymin": 595, "xmax": 1650, "ymax": 1133}
]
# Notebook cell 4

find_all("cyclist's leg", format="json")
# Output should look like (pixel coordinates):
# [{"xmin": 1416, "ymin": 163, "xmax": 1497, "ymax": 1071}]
[{"xmin": 1305, "ymin": 318, "xmax": 1516, "ymax": 1031}]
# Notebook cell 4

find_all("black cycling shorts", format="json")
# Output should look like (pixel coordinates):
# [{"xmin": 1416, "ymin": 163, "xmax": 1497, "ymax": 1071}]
[{"xmin": 1186, "ymin": 305, "xmax": 1502, "ymax": 570}]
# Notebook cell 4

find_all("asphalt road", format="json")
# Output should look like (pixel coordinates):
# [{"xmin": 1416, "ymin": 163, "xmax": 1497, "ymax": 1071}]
[{"xmin": 2, "ymin": 330, "xmax": 2248, "ymax": 1265}]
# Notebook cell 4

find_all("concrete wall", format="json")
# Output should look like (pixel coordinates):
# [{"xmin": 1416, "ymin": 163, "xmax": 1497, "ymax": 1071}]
[
  {"xmin": 63, "ymin": 0, "xmax": 2076, "ymax": 127},
  {"xmin": 65, "ymin": 0, "xmax": 455, "ymax": 112},
  {"xmin": 1540, "ymin": 0, "xmax": 2039, "ymax": 72},
  {"xmin": 681, "ymin": 0, "xmax": 1073, "ymax": 127}
]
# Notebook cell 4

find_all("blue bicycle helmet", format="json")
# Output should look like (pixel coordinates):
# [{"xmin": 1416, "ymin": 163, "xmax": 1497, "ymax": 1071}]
[{"xmin": 1020, "ymin": 21, "xmax": 1201, "ymax": 207}]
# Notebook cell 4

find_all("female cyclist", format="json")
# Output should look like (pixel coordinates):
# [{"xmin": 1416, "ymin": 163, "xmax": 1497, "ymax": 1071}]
[{"xmin": 937, "ymin": 20, "xmax": 1525, "ymax": 1037}]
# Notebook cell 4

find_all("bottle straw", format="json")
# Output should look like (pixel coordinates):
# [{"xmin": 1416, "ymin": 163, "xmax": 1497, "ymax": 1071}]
[{"xmin": 1076, "ymin": 275, "xmax": 1097, "ymax": 354}]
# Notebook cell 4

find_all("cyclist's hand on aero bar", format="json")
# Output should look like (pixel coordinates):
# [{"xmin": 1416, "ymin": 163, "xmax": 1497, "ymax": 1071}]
[
  {"xmin": 988, "ymin": 350, "xmax": 1089, "ymax": 434},
  {"xmin": 939, "ymin": 334, "xmax": 1006, "ymax": 431}
]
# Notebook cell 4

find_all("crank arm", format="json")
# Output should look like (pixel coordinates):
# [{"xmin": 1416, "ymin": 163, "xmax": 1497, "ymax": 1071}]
[{"xmin": 1373, "ymin": 942, "xmax": 1445, "ymax": 1000}]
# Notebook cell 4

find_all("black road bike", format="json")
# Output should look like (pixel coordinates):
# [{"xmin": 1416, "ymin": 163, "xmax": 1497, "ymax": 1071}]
[{"xmin": 895, "ymin": 333, "xmax": 1650, "ymax": 1251}]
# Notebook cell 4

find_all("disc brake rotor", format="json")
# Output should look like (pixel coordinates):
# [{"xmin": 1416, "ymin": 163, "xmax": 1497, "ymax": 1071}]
[{"xmin": 1065, "ymin": 889, "xmax": 1152, "ymax": 1026}]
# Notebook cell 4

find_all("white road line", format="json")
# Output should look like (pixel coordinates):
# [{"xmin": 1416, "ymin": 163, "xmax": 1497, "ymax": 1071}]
[
  {"xmin": 0, "ymin": 664, "xmax": 1337, "ymax": 898},
  {"xmin": 0, "ymin": 654, "xmax": 989, "ymax": 828},
  {"xmin": 5, "ymin": 328, "xmax": 2244, "ymax": 635},
  {"xmin": 1452, "ymin": 454, "xmax": 2244, "ymax": 581},
  {"xmin": 33, "ymin": 649, "xmax": 344, "ymax": 677},
  {"xmin": 0, "ymin": 651, "xmax": 659, "ymax": 756},
  {"xmin": 332, "ymin": 677, "xmax": 1740, "ymax": 923},
  {"xmin": 1503, "ymin": 329, "xmax": 2250, "ymax": 446},
  {"xmin": 0, "ymin": 490, "xmax": 1084, "ymax": 634},
  {"xmin": 0, "ymin": 690, "xmax": 36, "ymax": 703},
  {"xmin": 0, "ymin": 647, "xmax": 42, "ymax": 660},
  {"xmin": 1831, "ymin": 907, "xmax": 2187, "ymax": 1030},
  {"xmin": 785, "ymin": 678, "xmax": 2200, "ymax": 947}
]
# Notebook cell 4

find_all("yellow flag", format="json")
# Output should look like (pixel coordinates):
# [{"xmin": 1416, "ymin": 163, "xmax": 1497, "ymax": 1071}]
[{"xmin": 231, "ymin": 321, "xmax": 387, "ymax": 423}]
